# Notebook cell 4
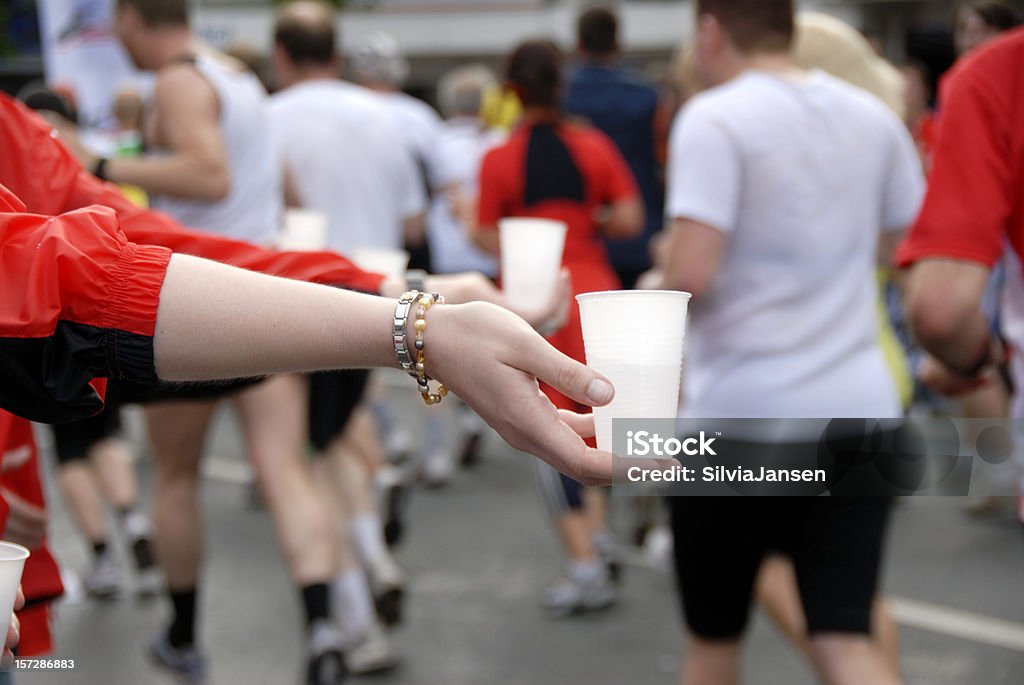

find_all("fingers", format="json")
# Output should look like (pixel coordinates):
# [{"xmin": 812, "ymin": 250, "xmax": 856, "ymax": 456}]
[
  {"xmin": 6, "ymin": 612, "xmax": 18, "ymax": 649},
  {"xmin": 557, "ymin": 410, "xmax": 595, "ymax": 439},
  {"xmin": 14, "ymin": 588, "xmax": 23, "ymax": 612},
  {"xmin": 506, "ymin": 390, "xmax": 612, "ymax": 486},
  {"xmin": 512, "ymin": 332, "xmax": 615, "ymax": 409},
  {"xmin": 4, "ymin": 612, "xmax": 19, "ymax": 669}
]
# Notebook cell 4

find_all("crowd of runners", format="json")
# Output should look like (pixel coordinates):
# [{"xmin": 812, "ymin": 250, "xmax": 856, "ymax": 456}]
[{"xmin": 1, "ymin": 0, "xmax": 1023, "ymax": 683}]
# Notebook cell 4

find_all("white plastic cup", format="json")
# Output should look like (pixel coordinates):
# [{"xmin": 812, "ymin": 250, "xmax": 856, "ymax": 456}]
[
  {"xmin": 279, "ymin": 209, "xmax": 328, "ymax": 252},
  {"xmin": 499, "ymin": 218, "xmax": 567, "ymax": 311},
  {"xmin": 577, "ymin": 290, "xmax": 691, "ymax": 455},
  {"xmin": 351, "ymin": 247, "xmax": 411, "ymax": 280},
  {"xmin": 0, "ymin": 542, "xmax": 28, "ymax": 643}
]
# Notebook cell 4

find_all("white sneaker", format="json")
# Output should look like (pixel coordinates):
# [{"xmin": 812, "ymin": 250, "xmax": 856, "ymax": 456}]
[
  {"xmin": 421, "ymin": 451, "xmax": 455, "ymax": 488},
  {"xmin": 83, "ymin": 554, "xmax": 121, "ymax": 600},
  {"xmin": 541, "ymin": 567, "xmax": 616, "ymax": 618},
  {"xmin": 345, "ymin": 622, "xmax": 398, "ymax": 675},
  {"xmin": 135, "ymin": 566, "xmax": 164, "ymax": 599}
]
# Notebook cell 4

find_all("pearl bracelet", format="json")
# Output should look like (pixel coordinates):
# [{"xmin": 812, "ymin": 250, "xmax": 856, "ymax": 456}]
[{"xmin": 393, "ymin": 290, "xmax": 448, "ymax": 405}]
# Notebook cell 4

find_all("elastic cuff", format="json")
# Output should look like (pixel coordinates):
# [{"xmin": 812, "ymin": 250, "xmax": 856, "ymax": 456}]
[
  {"xmin": 100, "ymin": 242, "xmax": 172, "ymax": 381},
  {"xmin": 101, "ymin": 242, "xmax": 172, "ymax": 337}
]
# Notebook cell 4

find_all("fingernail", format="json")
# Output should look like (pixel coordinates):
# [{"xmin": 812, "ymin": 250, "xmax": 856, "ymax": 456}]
[{"xmin": 587, "ymin": 378, "xmax": 614, "ymax": 404}]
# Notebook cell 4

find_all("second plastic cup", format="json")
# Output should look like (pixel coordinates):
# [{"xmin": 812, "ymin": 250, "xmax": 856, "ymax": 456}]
[
  {"xmin": 351, "ymin": 247, "xmax": 411, "ymax": 280},
  {"xmin": 279, "ymin": 209, "xmax": 329, "ymax": 252},
  {"xmin": 0, "ymin": 542, "xmax": 28, "ymax": 646},
  {"xmin": 499, "ymin": 218, "xmax": 567, "ymax": 311},
  {"xmin": 577, "ymin": 290, "xmax": 691, "ymax": 455}
]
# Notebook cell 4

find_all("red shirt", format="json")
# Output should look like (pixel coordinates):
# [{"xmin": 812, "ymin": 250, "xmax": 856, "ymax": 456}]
[
  {"xmin": 477, "ymin": 120, "xmax": 638, "ymax": 410},
  {"xmin": 897, "ymin": 28, "xmax": 1024, "ymax": 269}
]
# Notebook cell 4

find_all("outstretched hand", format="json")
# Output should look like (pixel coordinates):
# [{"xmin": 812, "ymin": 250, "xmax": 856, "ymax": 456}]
[
  {"xmin": 427, "ymin": 302, "xmax": 615, "ymax": 485},
  {"xmin": 2, "ymin": 586, "xmax": 23, "ymax": 669}
]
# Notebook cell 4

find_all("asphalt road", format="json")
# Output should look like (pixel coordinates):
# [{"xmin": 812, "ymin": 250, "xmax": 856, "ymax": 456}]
[{"xmin": 14, "ymin": 393, "xmax": 1024, "ymax": 685}]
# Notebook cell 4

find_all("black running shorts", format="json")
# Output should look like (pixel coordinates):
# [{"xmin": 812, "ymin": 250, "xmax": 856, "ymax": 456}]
[
  {"xmin": 307, "ymin": 369, "xmax": 371, "ymax": 453},
  {"xmin": 670, "ymin": 493, "xmax": 892, "ymax": 639}
]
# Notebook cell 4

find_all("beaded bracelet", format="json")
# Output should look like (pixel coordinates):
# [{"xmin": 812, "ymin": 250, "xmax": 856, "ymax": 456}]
[{"xmin": 393, "ymin": 290, "xmax": 448, "ymax": 405}]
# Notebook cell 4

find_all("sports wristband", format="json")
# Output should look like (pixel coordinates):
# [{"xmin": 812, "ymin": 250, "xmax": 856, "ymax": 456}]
[{"xmin": 92, "ymin": 157, "xmax": 109, "ymax": 181}]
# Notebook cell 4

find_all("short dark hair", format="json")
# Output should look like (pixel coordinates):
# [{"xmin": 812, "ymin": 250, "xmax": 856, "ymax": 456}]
[
  {"xmin": 578, "ymin": 6, "xmax": 618, "ymax": 56},
  {"xmin": 962, "ymin": 1, "xmax": 1023, "ymax": 31},
  {"xmin": 274, "ymin": 4, "xmax": 336, "ymax": 67},
  {"xmin": 117, "ymin": 0, "xmax": 189, "ymax": 26},
  {"xmin": 505, "ymin": 40, "xmax": 562, "ymax": 108},
  {"xmin": 696, "ymin": 0, "xmax": 794, "ymax": 53}
]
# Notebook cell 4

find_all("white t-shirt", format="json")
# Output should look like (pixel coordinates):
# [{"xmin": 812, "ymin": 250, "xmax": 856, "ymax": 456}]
[
  {"xmin": 427, "ymin": 117, "xmax": 504, "ymax": 275},
  {"xmin": 151, "ymin": 54, "xmax": 282, "ymax": 245},
  {"xmin": 268, "ymin": 80, "xmax": 426, "ymax": 253},
  {"xmin": 667, "ymin": 70, "xmax": 924, "ymax": 420},
  {"xmin": 376, "ymin": 91, "xmax": 458, "ymax": 192}
]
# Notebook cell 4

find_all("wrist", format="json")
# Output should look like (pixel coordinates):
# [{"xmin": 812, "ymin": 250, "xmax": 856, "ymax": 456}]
[
  {"xmin": 91, "ymin": 157, "xmax": 109, "ymax": 181},
  {"xmin": 947, "ymin": 335, "xmax": 1004, "ymax": 379}
]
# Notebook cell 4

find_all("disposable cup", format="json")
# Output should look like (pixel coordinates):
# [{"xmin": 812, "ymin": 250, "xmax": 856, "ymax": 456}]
[
  {"xmin": 351, "ymin": 247, "xmax": 411, "ymax": 280},
  {"xmin": 576, "ymin": 290, "xmax": 691, "ymax": 455},
  {"xmin": 499, "ymin": 218, "xmax": 567, "ymax": 311},
  {"xmin": 0, "ymin": 542, "xmax": 28, "ymax": 644},
  {"xmin": 279, "ymin": 209, "xmax": 328, "ymax": 252}
]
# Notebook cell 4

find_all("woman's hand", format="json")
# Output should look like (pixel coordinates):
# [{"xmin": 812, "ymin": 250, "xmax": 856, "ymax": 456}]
[
  {"xmin": 413, "ymin": 271, "xmax": 570, "ymax": 336},
  {"xmin": 917, "ymin": 355, "xmax": 991, "ymax": 396},
  {"xmin": 2, "ymin": 586, "xmax": 23, "ymax": 669},
  {"xmin": 426, "ymin": 302, "xmax": 615, "ymax": 485}
]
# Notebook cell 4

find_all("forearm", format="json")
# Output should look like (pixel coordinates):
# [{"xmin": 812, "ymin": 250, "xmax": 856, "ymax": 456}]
[
  {"xmin": 154, "ymin": 254, "xmax": 397, "ymax": 380},
  {"xmin": 469, "ymin": 225, "xmax": 500, "ymax": 254},
  {"xmin": 903, "ymin": 259, "xmax": 992, "ymax": 371},
  {"xmin": 106, "ymin": 155, "xmax": 229, "ymax": 202}
]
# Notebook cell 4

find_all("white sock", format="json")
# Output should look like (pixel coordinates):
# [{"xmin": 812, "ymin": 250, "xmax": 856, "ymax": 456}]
[
  {"xmin": 350, "ymin": 514, "xmax": 386, "ymax": 567},
  {"xmin": 569, "ymin": 558, "xmax": 606, "ymax": 585},
  {"xmin": 592, "ymin": 529, "xmax": 615, "ymax": 557},
  {"xmin": 331, "ymin": 569, "xmax": 375, "ymax": 637}
]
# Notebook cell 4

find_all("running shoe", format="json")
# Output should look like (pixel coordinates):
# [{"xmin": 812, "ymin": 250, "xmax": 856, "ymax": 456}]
[
  {"xmin": 150, "ymin": 635, "xmax": 208, "ymax": 685},
  {"xmin": 344, "ymin": 622, "xmax": 398, "ymax": 675},
  {"xmin": 305, "ymin": 620, "xmax": 349, "ymax": 685},
  {"xmin": 135, "ymin": 566, "xmax": 164, "ymax": 599},
  {"xmin": 541, "ymin": 569, "xmax": 617, "ymax": 618},
  {"xmin": 82, "ymin": 553, "xmax": 121, "ymax": 600},
  {"xmin": 366, "ymin": 553, "xmax": 405, "ymax": 627},
  {"xmin": 421, "ymin": 450, "xmax": 455, "ymax": 489}
]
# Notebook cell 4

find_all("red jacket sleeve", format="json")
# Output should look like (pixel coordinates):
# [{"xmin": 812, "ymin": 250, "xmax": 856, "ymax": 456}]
[
  {"xmin": 0, "ymin": 184, "xmax": 170, "ymax": 423},
  {"xmin": 0, "ymin": 93, "xmax": 386, "ymax": 294}
]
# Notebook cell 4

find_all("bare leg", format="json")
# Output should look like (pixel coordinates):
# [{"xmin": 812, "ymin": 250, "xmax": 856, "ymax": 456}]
[
  {"xmin": 679, "ymin": 636, "xmax": 741, "ymax": 685},
  {"xmin": 556, "ymin": 512, "xmax": 599, "ymax": 561},
  {"xmin": 756, "ymin": 556, "xmax": 901, "ymax": 679},
  {"xmin": 90, "ymin": 437, "xmax": 139, "ymax": 510},
  {"xmin": 810, "ymin": 634, "xmax": 902, "ymax": 685},
  {"xmin": 57, "ymin": 462, "xmax": 109, "ymax": 545},
  {"xmin": 874, "ymin": 597, "xmax": 902, "ymax": 677},
  {"xmin": 234, "ymin": 374, "xmax": 336, "ymax": 585},
  {"xmin": 755, "ymin": 555, "xmax": 813, "ymax": 661},
  {"xmin": 147, "ymin": 401, "xmax": 215, "ymax": 590}
]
